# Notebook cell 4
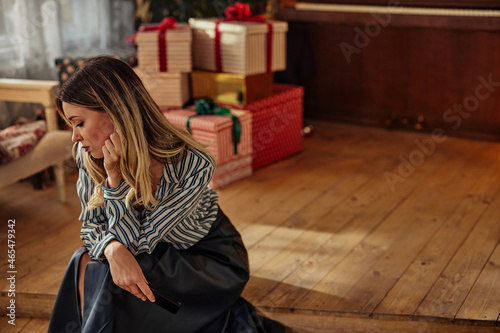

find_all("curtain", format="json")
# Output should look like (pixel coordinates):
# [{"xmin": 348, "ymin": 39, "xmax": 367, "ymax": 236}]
[{"xmin": 0, "ymin": 0, "xmax": 135, "ymax": 128}]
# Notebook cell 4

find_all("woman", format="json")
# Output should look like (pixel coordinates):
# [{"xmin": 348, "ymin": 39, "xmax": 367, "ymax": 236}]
[{"xmin": 48, "ymin": 56, "xmax": 284, "ymax": 333}]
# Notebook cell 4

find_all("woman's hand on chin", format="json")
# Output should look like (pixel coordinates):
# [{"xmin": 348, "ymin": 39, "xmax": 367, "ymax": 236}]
[{"xmin": 102, "ymin": 132, "xmax": 123, "ymax": 188}]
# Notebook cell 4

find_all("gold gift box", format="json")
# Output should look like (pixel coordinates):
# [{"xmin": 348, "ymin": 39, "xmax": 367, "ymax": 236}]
[{"xmin": 191, "ymin": 70, "xmax": 273, "ymax": 105}]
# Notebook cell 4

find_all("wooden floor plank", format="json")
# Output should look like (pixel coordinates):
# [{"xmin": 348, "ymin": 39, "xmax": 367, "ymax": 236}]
[
  {"xmin": 240, "ymin": 153, "xmax": 405, "ymax": 305},
  {"xmin": 253, "ymin": 131, "xmax": 464, "ymax": 309},
  {"xmin": 244, "ymin": 157, "xmax": 360, "ymax": 230},
  {"xmin": 221, "ymin": 149, "xmax": 328, "ymax": 230},
  {"xmin": 239, "ymin": 125, "xmax": 444, "ymax": 304},
  {"xmin": 240, "ymin": 156, "xmax": 373, "ymax": 254},
  {"xmin": 1, "ymin": 318, "xmax": 29, "ymax": 333},
  {"xmin": 285, "ymin": 138, "xmax": 469, "ymax": 313},
  {"xmin": 331, "ymin": 144, "xmax": 496, "ymax": 316},
  {"xmin": 244, "ymin": 165, "xmax": 408, "ymax": 303},
  {"xmin": 455, "ymin": 240, "xmax": 500, "ymax": 324},
  {"xmin": 414, "ymin": 183, "xmax": 500, "ymax": 322},
  {"xmin": 4, "ymin": 221, "xmax": 80, "ymax": 282},
  {"xmin": 221, "ymin": 129, "xmax": 396, "ymax": 236},
  {"xmin": 16, "ymin": 317, "xmax": 48, "ymax": 333},
  {"xmin": 0, "ymin": 317, "xmax": 49, "ymax": 333},
  {"xmin": 261, "ymin": 311, "xmax": 500, "ymax": 333},
  {"xmin": 218, "ymin": 148, "xmax": 312, "ymax": 206},
  {"xmin": 374, "ymin": 152, "xmax": 500, "ymax": 319}
]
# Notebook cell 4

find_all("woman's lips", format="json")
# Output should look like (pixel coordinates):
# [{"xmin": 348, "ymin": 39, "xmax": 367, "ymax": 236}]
[{"xmin": 82, "ymin": 146, "xmax": 90, "ymax": 152}]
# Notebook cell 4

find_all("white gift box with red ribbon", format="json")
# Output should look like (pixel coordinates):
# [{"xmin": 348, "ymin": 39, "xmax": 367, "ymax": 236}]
[
  {"xmin": 188, "ymin": 18, "xmax": 288, "ymax": 75},
  {"xmin": 134, "ymin": 19, "xmax": 192, "ymax": 73}
]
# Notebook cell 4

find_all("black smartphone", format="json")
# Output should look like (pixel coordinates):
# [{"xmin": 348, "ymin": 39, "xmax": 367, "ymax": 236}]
[{"xmin": 149, "ymin": 286, "xmax": 182, "ymax": 314}]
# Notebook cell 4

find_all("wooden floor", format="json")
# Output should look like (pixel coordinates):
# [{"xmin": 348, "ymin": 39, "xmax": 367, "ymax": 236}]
[{"xmin": 1, "ymin": 120, "xmax": 500, "ymax": 332}]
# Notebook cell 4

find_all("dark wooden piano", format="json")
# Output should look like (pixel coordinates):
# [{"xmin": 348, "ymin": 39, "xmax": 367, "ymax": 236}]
[{"xmin": 276, "ymin": 0, "xmax": 500, "ymax": 141}]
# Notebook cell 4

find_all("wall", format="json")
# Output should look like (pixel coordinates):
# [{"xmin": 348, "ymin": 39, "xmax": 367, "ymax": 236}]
[{"xmin": 299, "ymin": 22, "xmax": 500, "ymax": 141}]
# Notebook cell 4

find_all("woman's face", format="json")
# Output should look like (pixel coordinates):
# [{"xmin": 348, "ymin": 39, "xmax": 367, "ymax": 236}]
[{"xmin": 63, "ymin": 102, "xmax": 115, "ymax": 159}]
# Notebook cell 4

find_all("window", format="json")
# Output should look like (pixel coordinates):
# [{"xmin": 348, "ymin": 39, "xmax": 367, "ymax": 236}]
[
  {"xmin": 0, "ymin": 1, "xmax": 23, "ymax": 76},
  {"xmin": 60, "ymin": 0, "xmax": 111, "ymax": 52}
]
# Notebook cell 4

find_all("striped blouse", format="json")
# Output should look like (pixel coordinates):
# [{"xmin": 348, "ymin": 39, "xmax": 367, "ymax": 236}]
[{"xmin": 75, "ymin": 143, "xmax": 219, "ymax": 260}]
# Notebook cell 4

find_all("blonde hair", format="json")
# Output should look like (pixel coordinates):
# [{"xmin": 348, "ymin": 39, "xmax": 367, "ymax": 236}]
[{"xmin": 57, "ymin": 56, "xmax": 214, "ymax": 209}]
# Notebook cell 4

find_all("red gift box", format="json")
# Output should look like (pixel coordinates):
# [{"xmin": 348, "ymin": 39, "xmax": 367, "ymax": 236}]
[{"xmin": 223, "ymin": 84, "xmax": 303, "ymax": 170}]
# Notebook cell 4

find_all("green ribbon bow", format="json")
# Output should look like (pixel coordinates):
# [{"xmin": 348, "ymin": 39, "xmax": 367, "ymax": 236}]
[{"xmin": 187, "ymin": 99, "xmax": 242, "ymax": 155}]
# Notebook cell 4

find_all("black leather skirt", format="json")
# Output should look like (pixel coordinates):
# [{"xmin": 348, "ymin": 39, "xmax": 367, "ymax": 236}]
[{"xmin": 48, "ymin": 207, "xmax": 285, "ymax": 333}]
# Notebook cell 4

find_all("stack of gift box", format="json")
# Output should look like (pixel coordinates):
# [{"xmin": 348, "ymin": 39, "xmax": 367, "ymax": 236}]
[{"xmin": 132, "ymin": 3, "xmax": 304, "ymax": 189}]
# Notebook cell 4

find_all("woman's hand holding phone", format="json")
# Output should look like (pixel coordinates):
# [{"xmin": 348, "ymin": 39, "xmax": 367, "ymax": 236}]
[
  {"xmin": 102, "ymin": 132, "xmax": 123, "ymax": 188},
  {"xmin": 104, "ymin": 240, "xmax": 156, "ymax": 303}
]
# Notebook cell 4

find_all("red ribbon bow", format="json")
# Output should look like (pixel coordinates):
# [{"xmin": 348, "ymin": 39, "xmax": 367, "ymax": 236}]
[
  {"xmin": 127, "ymin": 17, "xmax": 177, "ymax": 72},
  {"xmin": 126, "ymin": 17, "xmax": 177, "ymax": 44},
  {"xmin": 223, "ymin": 3, "xmax": 263, "ymax": 22},
  {"xmin": 139, "ymin": 17, "xmax": 177, "ymax": 32},
  {"xmin": 215, "ymin": 3, "xmax": 272, "ymax": 73}
]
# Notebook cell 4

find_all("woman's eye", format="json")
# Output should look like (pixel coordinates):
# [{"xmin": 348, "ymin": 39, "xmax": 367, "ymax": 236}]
[{"xmin": 75, "ymin": 122, "xmax": 83, "ymax": 128}]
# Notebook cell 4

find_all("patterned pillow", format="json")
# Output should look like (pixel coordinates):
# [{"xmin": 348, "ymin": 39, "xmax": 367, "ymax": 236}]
[
  {"xmin": 0, "ymin": 120, "xmax": 47, "ymax": 164},
  {"xmin": 55, "ymin": 54, "xmax": 137, "ymax": 85}
]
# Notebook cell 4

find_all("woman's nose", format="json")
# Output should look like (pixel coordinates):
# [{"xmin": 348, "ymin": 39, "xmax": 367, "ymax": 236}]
[{"xmin": 72, "ymin": 128, "xmax": 82, "ymax": 142}]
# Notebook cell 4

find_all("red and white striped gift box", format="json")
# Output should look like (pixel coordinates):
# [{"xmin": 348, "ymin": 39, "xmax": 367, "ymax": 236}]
[
  {"xmin": 212, "ymin": 154, "xmax": 252, "ymax": 189},
  {"xmin": 162, "ymin": 108, "xmax": 252, "ymax": 165},
  {"xmin": 222, "ymin": 84, "xmax": 304, "ymax": 170}
]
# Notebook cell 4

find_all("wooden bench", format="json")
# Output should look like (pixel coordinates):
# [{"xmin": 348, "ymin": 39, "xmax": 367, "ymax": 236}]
[{"xmin": 0, "ymin": 79, "xmax": 73, "ymax": 201}]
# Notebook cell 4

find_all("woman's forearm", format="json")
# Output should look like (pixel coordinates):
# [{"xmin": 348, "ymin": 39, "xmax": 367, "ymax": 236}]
[{"xmin": 103, "ymin": 239, "xmax": 155, "ymax": 303}]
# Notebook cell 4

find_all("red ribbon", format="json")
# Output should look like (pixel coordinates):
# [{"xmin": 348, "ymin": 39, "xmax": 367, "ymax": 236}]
[
  {"xmin": 127, "ymin": 17, "xmax": 177, "ymax": 72},
  {"xmin": 215, "ymin": 21, "xmax": 223, "ymax": 72},
  {"xmin": 214, "ymin": 3, "xmax": 273, "ymax": 73},
  {"xmin": 266, "ymin": 23, "xmax": 273, "ymax": 72}
]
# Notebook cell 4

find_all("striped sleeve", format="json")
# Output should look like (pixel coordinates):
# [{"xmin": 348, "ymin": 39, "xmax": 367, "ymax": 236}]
[
  {"xmin": 75, "ymin": 145, "xmax": 115, "ymax": 261},
  {"xmin": 98, "ymin": 149, "xmax": 215, "ymax": 256}
]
